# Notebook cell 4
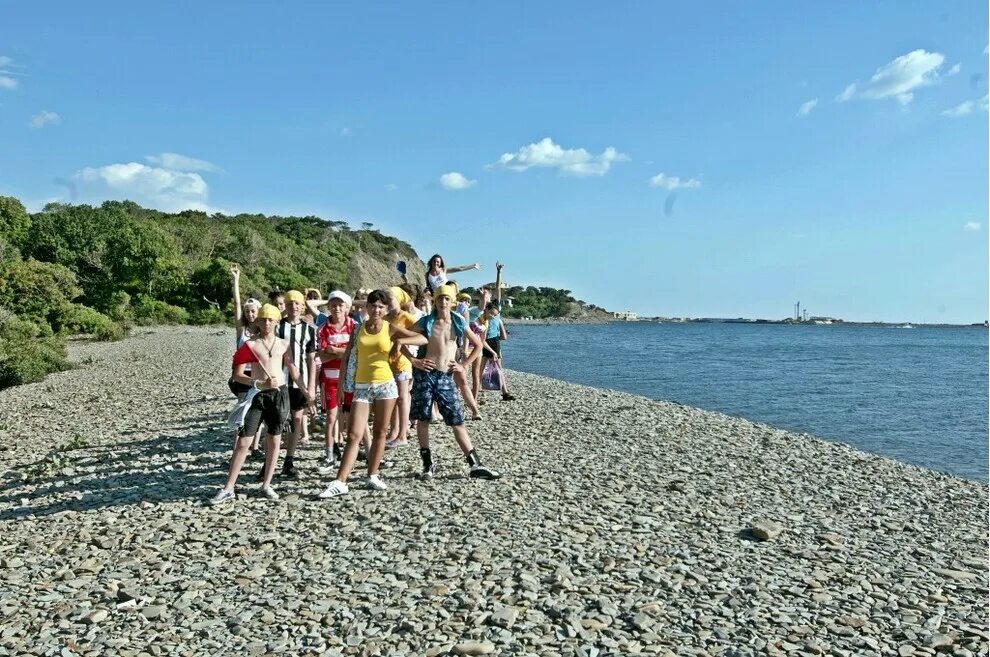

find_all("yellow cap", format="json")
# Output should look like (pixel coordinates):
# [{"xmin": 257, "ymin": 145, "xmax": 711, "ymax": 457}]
[
  {"xmin": 389, "ymin": 286, "xmax": 411, "ymax": 307},
  {"xmin": 457, "ymin": 293, "xmax": 471, "ymax": 301},
  {"xmin": 258, "ymin": 304, "xmax": 282, "ymax": 321},
  {"xmin": 285, "ymin": 290, "xmax": 306, "ymax": 305},
  {"xmin": 433, "ymin": 285, "xmax": 457, "ymax": 302}
]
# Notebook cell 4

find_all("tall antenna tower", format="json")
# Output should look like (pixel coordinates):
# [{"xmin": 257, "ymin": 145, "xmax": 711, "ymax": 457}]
[{"xmin": 794, "ymin": 301, "xmax": 801, "ymax": 321}]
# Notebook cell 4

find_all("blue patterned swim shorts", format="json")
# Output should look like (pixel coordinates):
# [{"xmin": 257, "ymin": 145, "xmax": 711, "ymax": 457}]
[{"xmin": 411, "ymin": 369, "xmax": 464, "ymax": 426}]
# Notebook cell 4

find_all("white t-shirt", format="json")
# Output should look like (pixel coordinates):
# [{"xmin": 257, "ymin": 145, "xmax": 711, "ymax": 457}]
[{"xmin": 427, "ymin": 271, "xmax": 448, "ymax": 292}]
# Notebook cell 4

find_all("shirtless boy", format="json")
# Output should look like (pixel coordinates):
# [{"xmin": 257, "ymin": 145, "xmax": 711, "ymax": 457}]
[
  {"xmin": 410, "ymin": 285, "xmax": 500, "ymax": 480},
  {"xmin": 211, "ymin": 303, "xmax": 316, "ymax": 504}
]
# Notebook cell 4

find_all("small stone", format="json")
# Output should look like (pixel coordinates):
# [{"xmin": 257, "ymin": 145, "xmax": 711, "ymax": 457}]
[
  {"xmin": 140, "ymin": 605, "xmax": 165, "ymax": 620},
  {"xmin": 749, "ymin": 520, "xmax": 783, "ymax": 541},
  {"xmin": 899, "ymin": 646, "xmax": 916, "ymax": 657},
  {"xmin": 453, "ymin": 642, "xmax": 496, "ymax": 655},
  {"xmin": 426, "ymin": 647, "xmax": 453, "ymax": 657},
  {"xmin": 926, "ymin": 635, "xmax": 953, "ymax": 649},
  {"xmin": 932, "ymin": 569, "xmax": 976, "ymax": 581},
  {"xmin": 491, "ymin": 606, "xmax": 518, "ymax": 629},
  {"xmin": 84, "ymin": 609, "xmax": 108, "ymax": 624},
  {"xmin": 632, "ymin": 612, "xmax": 654, "ymax": 631},
  {"xmin": 839, "ymin": 616, "xmax": 867, "ymax": 628}
]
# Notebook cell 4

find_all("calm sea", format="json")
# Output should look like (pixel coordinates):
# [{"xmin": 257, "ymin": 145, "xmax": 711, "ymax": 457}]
[{"xmin": 502, "ymin": 322, "xmax": 989, "ymax": 482}]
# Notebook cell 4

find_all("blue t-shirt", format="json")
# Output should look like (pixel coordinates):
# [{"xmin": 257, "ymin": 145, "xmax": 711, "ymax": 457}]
[{"xmin": 486, "ymin": 315, "xmax": 502, "ymax": 340}]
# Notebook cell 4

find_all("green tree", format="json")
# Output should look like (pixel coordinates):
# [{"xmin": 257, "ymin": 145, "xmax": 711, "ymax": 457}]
[{"xmin": 0, "ymin": 196, "xmax": 31, "ymax": 250}]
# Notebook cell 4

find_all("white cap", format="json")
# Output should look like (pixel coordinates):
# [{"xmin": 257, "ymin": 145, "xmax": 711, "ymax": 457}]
[
  {"xmin": 327, "ymin": 290, "xmax": 352, "ymax": 306},
  {"xmin": 244, "ymin": 298, "xmax": 262, "ymax": 311}
]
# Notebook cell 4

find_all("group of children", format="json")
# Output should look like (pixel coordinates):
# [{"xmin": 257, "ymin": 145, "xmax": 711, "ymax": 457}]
[{"xmin": 211, "ymin": 256, "xmax": 514, "ymax": 504}]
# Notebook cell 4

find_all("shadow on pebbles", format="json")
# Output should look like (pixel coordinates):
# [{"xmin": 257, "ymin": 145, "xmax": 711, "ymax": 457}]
[{"xmin": 0, "ymin": 326, "xmax": 986, "ymax": 656}]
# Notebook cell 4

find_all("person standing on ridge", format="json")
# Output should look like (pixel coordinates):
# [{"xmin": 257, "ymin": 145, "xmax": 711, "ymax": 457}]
[
  {"xmin": 229, "ymin": 263, "xmax": 265, "ymax": 458},
  {"xmin": 276, "ymin": 290, "xmax": 317, "ymax": 478},
  {"xmin": 424, "ymin": 254, "xmax": 481, "ymax": 293},
  {"xmin": 318, "ymin": 289, "xmax": 429, "ymax": 498},
  {"xmin": 408, "ymin": 285, "xmax": 500, "ymax": 481},
  {"xmin": 385, "ymin": 286, "xmax": 419, "ymax": 449},
  {"xmin": 212, "ymin": 303, "xmax": 316, "ymax": 504},
  {"xmin": 315, "ymin": 291, "xmax": 355, "ymax": 474}
]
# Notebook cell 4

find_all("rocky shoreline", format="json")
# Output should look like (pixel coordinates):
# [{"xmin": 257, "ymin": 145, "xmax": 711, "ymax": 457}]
[{"xmin": 0, "ymin": 326, "xmax": 986, "ymax": 657}]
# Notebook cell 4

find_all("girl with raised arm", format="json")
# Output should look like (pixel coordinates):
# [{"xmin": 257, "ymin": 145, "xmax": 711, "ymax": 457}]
[
  {"xmin": 424, "ymin": 254, "xmax": 481, "ymax": 293},
  {"xmin": 230, "ymin": 264, "xmax": 264, "ymax": 458}
]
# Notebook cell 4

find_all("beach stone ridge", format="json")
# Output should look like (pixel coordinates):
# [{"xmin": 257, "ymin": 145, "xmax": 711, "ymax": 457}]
[{"xmin": 0, "ymin": 326, "xmax": 985, "ymax": 656}]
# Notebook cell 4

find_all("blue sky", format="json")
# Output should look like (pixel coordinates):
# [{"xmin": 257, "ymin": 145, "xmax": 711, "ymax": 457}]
[{"xmin": 2, "ymin": 1, "xmax": 987, "ymax": 323}]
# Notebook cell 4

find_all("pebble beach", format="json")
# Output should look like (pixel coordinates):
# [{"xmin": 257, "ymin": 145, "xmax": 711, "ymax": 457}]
[{"xmin": 0, "ymin": 326, "xmax": 986, "ymax": 657}]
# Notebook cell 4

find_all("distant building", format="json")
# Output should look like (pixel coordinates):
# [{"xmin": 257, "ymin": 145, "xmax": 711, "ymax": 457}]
[{"xmin": 613, "ymin": 311, "xmax": 638, "ymax": 320}]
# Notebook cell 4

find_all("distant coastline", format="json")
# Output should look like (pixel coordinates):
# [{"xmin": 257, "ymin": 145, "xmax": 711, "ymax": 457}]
[{"xmin": 509, "ymin": 316, "xmax": 988, "ymax": 329}]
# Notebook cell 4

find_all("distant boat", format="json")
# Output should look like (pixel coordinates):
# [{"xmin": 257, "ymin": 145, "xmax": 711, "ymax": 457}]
[{"xmin": 898, "ymin": 323, "xmax": 914, "ymax": 329}]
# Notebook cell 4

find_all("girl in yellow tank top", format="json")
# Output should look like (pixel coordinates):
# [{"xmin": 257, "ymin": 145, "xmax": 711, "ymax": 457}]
[
  {"xmin": 355, "ymin": 319, "xmax": 397, "ymax": 384},
  {"xmin": 320, "ymin": 289, "xmax": 428, "ymax": 499}
]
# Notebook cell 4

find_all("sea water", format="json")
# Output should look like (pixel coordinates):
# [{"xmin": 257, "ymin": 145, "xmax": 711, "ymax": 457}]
[{"xmin": 502, "ymin": 322, "xmax": 989, "ymax": 481}]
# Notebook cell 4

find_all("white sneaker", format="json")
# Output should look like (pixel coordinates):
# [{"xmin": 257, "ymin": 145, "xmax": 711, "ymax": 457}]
[
  {"xmin": 209, "ymin": 489, "xmax": 235, "ymax": 505},
  {"xmin": 318, "ymin": 480, "xmax": 349, "ymax": 499},
  {"xmin": 367, "ymin": 474, "xmax": 388, "ymax": 491},
  {"xmin": 260, "ymin": 485, "xmax": 279, "ymax": 501}
]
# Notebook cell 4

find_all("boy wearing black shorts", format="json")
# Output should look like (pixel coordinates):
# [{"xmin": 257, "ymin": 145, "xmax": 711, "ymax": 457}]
[{"xmin": 276, "ymin": 290, "xmax": 317, "ymax": 478}]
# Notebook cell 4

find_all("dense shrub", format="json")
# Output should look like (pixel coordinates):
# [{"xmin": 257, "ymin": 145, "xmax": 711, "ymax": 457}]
[
  {"xmin": 189, "ymin": 307, "xmax": 227, "ymax": 326},
  {"xmin": 106, "ymin": 291, "xmax": 134, "ymax": 327},
  {"xmin": 0, "ymin": 312, "xmax": 69, "ymax": 388},
  {"xmin": 132, "ymin": 295, "xmax": 190, "ymax": 325},
  {"xmin": 0, "ymin": 258, "xmax": 81, "ymax": 326},
  {"xmin": 56, "ymin": 304, "xmax": 124, "ymax": 341}
]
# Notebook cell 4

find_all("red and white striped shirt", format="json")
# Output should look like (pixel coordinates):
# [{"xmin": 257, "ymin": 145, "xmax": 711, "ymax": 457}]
[{"xmin": 317, "ymin": 317, "xmax": 355, "ymax": 381}]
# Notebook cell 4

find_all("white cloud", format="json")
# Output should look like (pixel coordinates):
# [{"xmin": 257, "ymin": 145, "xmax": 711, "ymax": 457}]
[
  {"xmin": 649, "ymin": 173, "xmax": 702, "ymax": 190},
  {"xmin": 339, "ymin": 127, "xmax": 352, "ymax": 137},
  {"xmin": 835, "ymin": 84, "xmax": 857, "ymax": 102},
  {"xmin": 942, "ymin": 100, "xmax": 975, "ymax": 117},
  {"xmin": 836, "ymin": 49, "xmax": 945, "ymax": 104},
  {"xmin": 384, "ymin": 183, "xmax": 398, "ymax": 192},
  {"xmin": 942, "ymin": 94, "xmax": 989, "ymax": 118},
  {"xmin": 964, "ymin": 221, "xmax": 981, "ymax": 231},
  {"xmin": 72, "ymin": 161, "xmax": 216, "ymax": 212},
  {"xmin": 492, "ymin": 137, "xmax": 629, "ymax": 177},
  {"xmin": 29, "ymin": 110, "xmax": 61, "ymax": 129},
  {"xmin": 947, "ymin": 63, "xmax": 961, "ymax": 77},
  {"xmin": 0, "ymin": 55, "xmax": 21, "ymax": 90},
  {"xmin": 145, "ymin": 152, "xmax": 220, "ymax": 172},
  {"xmin": 797, "ymin": 98, "xmax": 818, "ymax": 117},
  {"xmin": 439, "ymin": 172, "xmax": 477, "ymax": 190}
]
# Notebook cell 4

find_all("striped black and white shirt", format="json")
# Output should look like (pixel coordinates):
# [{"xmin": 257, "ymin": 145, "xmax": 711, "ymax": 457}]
[{"xmin": 276, "ymin": 319, "xmax": 317, "ymax": 389}]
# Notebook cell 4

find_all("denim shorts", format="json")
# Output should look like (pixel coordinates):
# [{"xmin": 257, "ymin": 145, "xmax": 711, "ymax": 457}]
[{"xmin": 352, "ymin": 380, "xmax": 399, "ymax": 404}]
